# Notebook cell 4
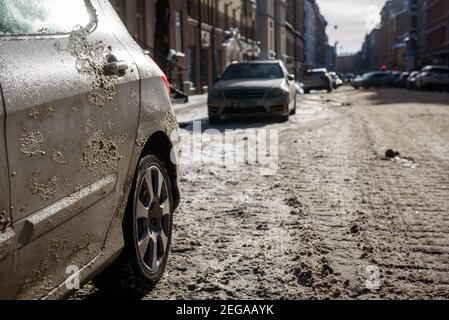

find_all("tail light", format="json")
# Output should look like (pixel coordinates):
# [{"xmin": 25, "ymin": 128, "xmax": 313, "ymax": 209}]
[
  {"xmin": 160, "ymin": 73, "xmax": 171, "ymax": 96},
  {"xmin": 144, "ymin": 53, "xmax": 171, "ymax": 96}
]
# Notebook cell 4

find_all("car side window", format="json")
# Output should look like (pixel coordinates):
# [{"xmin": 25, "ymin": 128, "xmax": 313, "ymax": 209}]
[{"xmin": 0, "ymin": 0, "xmax": 96, "ymax": 36}]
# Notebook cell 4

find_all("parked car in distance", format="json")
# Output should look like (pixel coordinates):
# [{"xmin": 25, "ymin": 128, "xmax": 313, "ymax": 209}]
[
  {"xmin": 303, "ymin": 68, "xmax": 333, "ymax": 93},
  {"xmin": 296, "ymin": 82, "xmax": 305, "ymax": 95},
  {"xmin": 345, "ymin": 73, "xmax": 356, "ymax": 83},
  {"xmin": 329, "ymin": 72, "xmax": 343, "ymax": 89},
  {"xmin": 381, "ymin": 71, "xmax": 402, "ymax": 87},
  {"xmin": 415, "ymin": 65, "xmax": 449, "ymax": 91},
  {"xmin": 0, "ymin": 0, "xmax": 180, "ymax": 299},
  {"xmin": 395, "ymin": 72, "xmax": 410, "ymax": 88},
  {"xmin": 351, "ymin": 75, "xmax": 363, "ymax": 89},
  {"xmin": 407, "ymin": 71, "xmax": 420, "ymax": 90},
  {"xmin": 207, "ymin": 60, "xmax": 297, "ymax": 123},
  {"xmin": 354, "ymin": 71, "xmax": 390, "ymax": 89}
]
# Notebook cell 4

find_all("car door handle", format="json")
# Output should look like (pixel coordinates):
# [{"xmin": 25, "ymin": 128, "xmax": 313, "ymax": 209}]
[{"xmin": 103, "ymin": 60, "xmax": 129, "ymax": 76}]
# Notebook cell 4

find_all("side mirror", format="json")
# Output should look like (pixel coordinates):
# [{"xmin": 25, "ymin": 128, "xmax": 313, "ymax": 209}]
[
  {"xmin": 287, "ymin": 74, "xmax": 295, "ymax": 81},
  {"xmin": 215, "ymin": 76, "xmax": 221, "ymax": 83}
]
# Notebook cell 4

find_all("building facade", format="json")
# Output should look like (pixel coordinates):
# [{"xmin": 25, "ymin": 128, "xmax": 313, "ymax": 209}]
[
  {"xmin": 109, "ymin": 0, "xmax": 189, "ymax": 91},
  {"xmin": 336, "ymin": 53, "xmax": 362, "ymax": 74},
  {"xmin": 184, "ymin": 0, "xmax": 259, "ymax": 93},
  {"xmin": 285, "ymin": 0, "xmax": 305, "ymax": 78},
  {"xmin": 379, "ymin": 0, "xmax": 408, "ymax": 69},
  {"xmin": 109, "ymin": 0, "xmax": 314, "ymax": 94},
  {"xmin": 304, "ymin": 0, "xmax": 329, "ymax": 69},
  {"xmin": 256, "ymin": 0, "xmax": 287, "ymax": 62},
  {"xmin": 361, "ymin": 0, "xmax": 449, "ymax": 72},
  {"xmin": 257, "ymin": 0, "xmax": 277, "ymax": 60},
  {"xmin": 423, "ymin": 0, "xmax": 449, "ymax": 66},
  {"xmin": 110, "ymin": 0, "xmax": 259, "ymax": 94},
  {"xmin": 416, "ymin": 0, "xmax": 428, "ymax": 65},
  {"xmin": 361, "ymin": 27, "xmax": 380, "ymax": 72},
  {"xmin": 394, "ymin": 0, "xmax": 419, "ymax": 70}
]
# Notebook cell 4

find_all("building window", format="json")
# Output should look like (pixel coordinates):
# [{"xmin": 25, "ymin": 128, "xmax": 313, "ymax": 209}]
[
  {"xmin": 175, "ymin": 10, "xmax": 183, "ymax": 53},
  {"xmin": 136, "ymin": 0, "xmax": 146, "ymax": 45},
  {"xmin": 224, "ymin": 3, "xmax": 230, "ymax": 29},
  {"xmin": 187, "ymin": 0, "xmax": 196, "ymax": 19},
  {"xmin": 269, "ymin": 19, "xmax": 275, "ymax": 52}
]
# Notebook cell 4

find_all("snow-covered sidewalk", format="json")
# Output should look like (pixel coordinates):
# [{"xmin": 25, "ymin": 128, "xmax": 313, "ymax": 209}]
[{"xmin": 173, "ymin": 94, "xmax": 207, "ymax": 112}]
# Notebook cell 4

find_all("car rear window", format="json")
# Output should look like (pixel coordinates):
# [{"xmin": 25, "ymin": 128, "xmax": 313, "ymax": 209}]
[
  {"xmin": 0, "ymin": 0, "xmax": 96, "ymax": 36},
  {"xmin": 221, "ymin": 63, "xmax": 284, "ymax": 80},
  {"xmin": 308, "ymin": 72, "xmax": 326, "ymax": 78}
]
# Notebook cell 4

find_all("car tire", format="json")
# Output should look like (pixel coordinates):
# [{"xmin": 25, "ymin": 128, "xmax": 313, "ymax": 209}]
[{"xmin": 93, "ymin": 154, "xmax": 174, "ymax": 297}]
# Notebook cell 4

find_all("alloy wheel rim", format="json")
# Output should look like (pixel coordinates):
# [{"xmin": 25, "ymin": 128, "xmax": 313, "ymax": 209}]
[{"xmin": 135, "ymin": 165, "xmax": 171, "ymax": 273}]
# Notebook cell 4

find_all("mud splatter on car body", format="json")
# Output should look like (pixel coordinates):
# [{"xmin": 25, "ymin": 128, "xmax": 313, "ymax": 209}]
[
  {"xmin": 28, "ymin": 106, "xmax": 55, "ymax": 120},
  {"xmin": 29, "ymin": 171, "xmax": 59, "ymax": 201},
  {"xmin": 161, "ymin": 111, "xmax": 178, "ymax": 136},
  {"xmin": 135, "ymin": 135, "xmax": 147, "ymax": 150},
  {"xmin": 0, "ymin": 210, "xmax": 11, "ymax": 232},
  {"xmin": 68, "ymin": 28, "xmax": 117, "ymax": 107},
  {"xmin": 19, "ymin": 130, "xmax": 46, "ymax": 157},
  {"xmin": 52, "ymin": 149, "xmax": 68, "ymax": 166},
  {"xmin": 81, "ymin": 130, "xmax": 126, "ymax": 176}
]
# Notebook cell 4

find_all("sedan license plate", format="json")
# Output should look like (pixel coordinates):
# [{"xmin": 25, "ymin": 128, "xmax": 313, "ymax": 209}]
[{"xmin": 232, "ymin": 102, "xmax": 253, "ymax": 108}]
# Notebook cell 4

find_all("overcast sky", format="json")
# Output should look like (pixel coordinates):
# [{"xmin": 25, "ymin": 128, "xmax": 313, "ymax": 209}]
[{"xmin": 316, "ymin": 0, "xmax": 387, "ymax": 54}]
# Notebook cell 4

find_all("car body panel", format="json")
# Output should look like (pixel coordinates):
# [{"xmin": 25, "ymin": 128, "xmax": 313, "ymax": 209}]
[
  {"xmin": 0, "ymin": 0, "xmax": 180, "ymax": 299},
  {"xmin": 279, "ymin": 61, "xmax": 297, "ymax": 110},
  {"xmin": 358, "ymin": 72, "xmax": 390, "ymax": 88},
  {"xmin": 329, "ymin": 72, "xmax": 343, "ymax": 89},
  {"xmin": 395, "ymin": 72, "xmax": 410, "ymax": 88},
  {"xmin": 379, "ymin": 72, "xmax": 401, "ymax": 87},
  {"xmin": 97, "ymin": 0, "xmax": 180, "ymax": 208},
  {"xmin": 416, "ymin": 66, "xmax": 449, "ymax": 90},
  {"xmin": 407, "ymin": 71, "xmax": 420, "ymax": 89},
  {"xmin": 0, "ymin": 84, "xmax": 15, "ymax": 299},
  {"xmin": 296, "ymin": 82, "xmax": 305, "ymax": 95}
]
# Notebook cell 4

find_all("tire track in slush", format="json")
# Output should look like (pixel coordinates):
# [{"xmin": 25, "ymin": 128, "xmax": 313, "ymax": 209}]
[{"xmin": 74, "ymin": 89, "xmax": 449, "ymax": 300}]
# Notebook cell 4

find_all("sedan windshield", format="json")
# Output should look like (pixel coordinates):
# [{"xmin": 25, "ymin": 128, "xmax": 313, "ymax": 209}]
[{"xmin": 221, "ymin": 63, "xmax": 284, "ymax": 80}]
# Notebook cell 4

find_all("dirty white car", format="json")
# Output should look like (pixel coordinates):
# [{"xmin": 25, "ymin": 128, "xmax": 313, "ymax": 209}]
[
  {"xmin": 0, "ymin": 0, "xmax": 180, "ymax": 299},
  {"xmin": 208, "ymin": 61, "xmax": 297, "ymax": 123}
]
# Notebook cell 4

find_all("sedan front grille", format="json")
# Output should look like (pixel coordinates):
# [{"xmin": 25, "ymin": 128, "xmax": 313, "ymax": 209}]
[
  {"xmin": 224, "ymin": 89, "xmax": 266, "ymax": 100},
  {"xmin": 223, "ymin": 106, "xmax": 266, "ymax": 114}
]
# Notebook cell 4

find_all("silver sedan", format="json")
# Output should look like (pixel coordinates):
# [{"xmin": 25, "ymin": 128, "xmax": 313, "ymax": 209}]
[{"xmin": 208, "ymin": 61, "xmax": 297, "ymax": 123}]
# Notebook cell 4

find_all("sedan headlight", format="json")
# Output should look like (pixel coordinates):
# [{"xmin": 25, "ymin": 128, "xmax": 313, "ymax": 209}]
[
  {"xmin": 209, "ymin": 88, "xmax": 224, "ymax": 100},
  {"xmin": 265, "ymin": 87, "xmax": 288, "ymax": 99}
]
